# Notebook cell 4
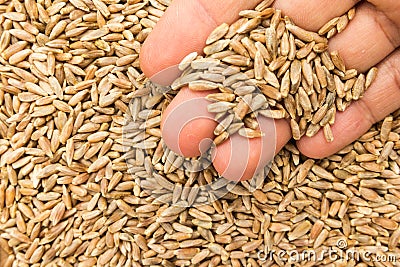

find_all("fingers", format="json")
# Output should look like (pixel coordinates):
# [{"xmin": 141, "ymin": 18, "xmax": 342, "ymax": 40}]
[
  {"xmin": 161, "ymin": 87, "xmax": 217, "ymax": 157},
  {"xmin": 277, "ymin": 0, "xmax": 400, "ymax": 158},
  {"xmin": 139, "ymin": 0, "xmax": 260, "ymax": 79},
  {"xmin": 213, "ymin": 118, "xmax": 291, "ymax": 181},
  {"xmin": 297, "ymin": 0, "xmax": 400, "ymax": 158},
  {"xmin": 273, "ymin": 0, "xmax": 359, "ymax": 31},
  {"xmin": 328, "ymin": 2, "xmax": 400, "ymax": 72},
  {"xmin": 161, "ymin": 86, "xmax": 293, "ymax": 180},
  {"xmin": 162, "ymin": 87, "xmax": 293, "ymax": 181},
  {"xmin": 151, "ymin": 0, "xmax": 260, "ymax": 158},
  {"xmin": 297, "ymin": 49, "xmax": 400, "ymax": 158},
  {"xmin": 274, "ymin": 0, "xmax": 400, "ymax": 72}
]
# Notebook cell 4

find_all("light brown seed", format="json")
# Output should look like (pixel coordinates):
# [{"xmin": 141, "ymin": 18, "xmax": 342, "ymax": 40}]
[
  {"xmin": 288, "ymin": 220, "xmax": 312, "ymax": 241},
  {"xmin": 365, "ymin": 67, "xmax": 378, "ymax": 89},
  {"xmin": 330, "ymin": 51, "xmax": 346, "ymax": 72},
  {"xmin": 318, "ymin": 17, "xmax": 340, "ymax": 35},
  {"xmin": 206, "ymin": 23, "xmax": 229, "ymax": 45}
]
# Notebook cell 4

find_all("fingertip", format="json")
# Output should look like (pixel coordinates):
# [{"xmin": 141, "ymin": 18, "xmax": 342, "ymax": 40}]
[
  {"xmin": 212, "ymin": 135, "xmax": 263, "ymax": 181},
  {"xmin": 296, "ymin": 134, "xmax": 330, "ymax": 159},
  {"xmin": 161, "ymin": 87, "xmax": 217, "ymax": 157},
  {"xmin": 212, "ymin": 118, "xmax": 291, "ymax": 181},
  {"xmin": 138, "ymin": 37, "xmax": 154, "ymax": 79},
  {"xmin": 139, "ymin": 0, "xmax": 216, "ymax": 81},
  {"xmin": 177, "ymin": 118, "xmax": 216, "ymax": 157},
  {"xmin": 139, "ymin": 0, "xmax": 262, "ymax": 82},
  {"xmin": 297, "ymin": 103, "xmax": 373, "ymax": 158},
  {"xmin": 139, "ymin": 25, "xmax": 169, "ymax": 80},
  {"xmin": 139, "ymin": 26, "xmax": 189, "ymax": 85}
]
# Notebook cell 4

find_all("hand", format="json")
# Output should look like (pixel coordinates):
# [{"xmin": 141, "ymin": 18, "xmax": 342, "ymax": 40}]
[{"xmin": 140, "ymin": 0, "xmax": 400, "ymax": 180}]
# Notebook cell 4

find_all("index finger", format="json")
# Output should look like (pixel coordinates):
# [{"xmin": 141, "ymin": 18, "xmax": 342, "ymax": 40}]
[{"xmin": 139, "ymin": 0, "xmax": 260, "ymax": 80}]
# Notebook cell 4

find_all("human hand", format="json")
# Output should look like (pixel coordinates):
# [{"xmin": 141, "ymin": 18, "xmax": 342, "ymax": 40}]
[{"xmin": 140, "ymin": 0, "xmax": 400, "ymax": 181}]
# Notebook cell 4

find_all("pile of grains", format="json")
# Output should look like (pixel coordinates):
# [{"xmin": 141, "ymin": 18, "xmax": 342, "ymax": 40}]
[
  {"xmin": 0, "ymin": 0, "xmax": 399, "ymax": 266},
  {"xmin": 170, "ymin": 8, "xmax": 377, "ymax": 143}
]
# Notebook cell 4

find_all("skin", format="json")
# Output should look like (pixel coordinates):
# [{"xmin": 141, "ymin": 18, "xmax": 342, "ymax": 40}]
[{"xmin": 140, "ymin": 0, "xmax": 400, "ymax": 181}]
